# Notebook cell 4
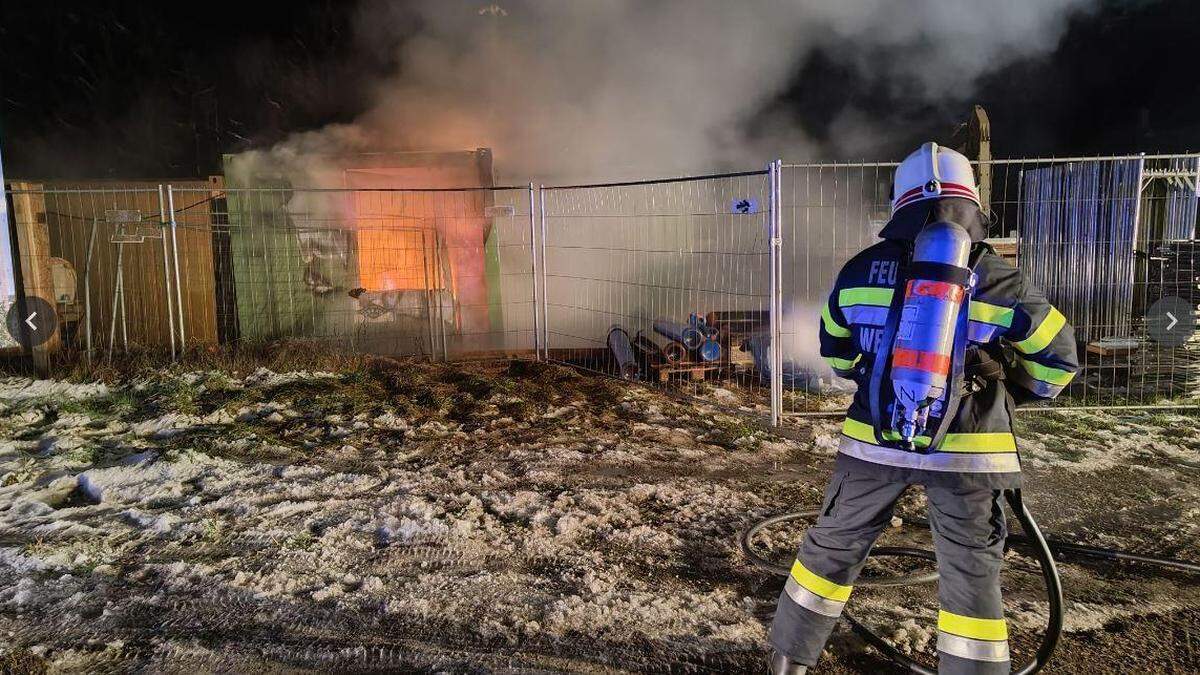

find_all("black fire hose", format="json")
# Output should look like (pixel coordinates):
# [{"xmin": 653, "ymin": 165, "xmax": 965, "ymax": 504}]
[{"xmin": 740, "ymin": 488, "xmax": 1200, "ymax": 674}]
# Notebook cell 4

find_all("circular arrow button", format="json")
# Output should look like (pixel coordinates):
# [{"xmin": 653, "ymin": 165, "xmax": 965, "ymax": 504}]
[
  {"xmin": 1147, "ymin": 296, "xmax": 1196, "ymax": 347},
  {"xmin": 5, "ymin": 296, "xmax": 59, "ymax": 349}
]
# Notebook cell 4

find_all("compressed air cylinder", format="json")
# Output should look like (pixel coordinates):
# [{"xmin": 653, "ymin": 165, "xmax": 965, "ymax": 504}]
[
  {"xmin": 890, "ymin": 221, "xmax": 972, "ymax": 443},
  {"xmin": 654, "ymin": 319, "xmax": 705, "ymax": 350},
  {"xmin": 607, "ymin": 327, "xmax": 640, "ymax": 380}
]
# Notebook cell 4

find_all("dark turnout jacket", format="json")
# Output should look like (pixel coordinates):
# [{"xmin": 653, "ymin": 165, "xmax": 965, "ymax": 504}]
[{"xmin": 818, "ymin": 198, "xmax": 1080, "ymax": 489}]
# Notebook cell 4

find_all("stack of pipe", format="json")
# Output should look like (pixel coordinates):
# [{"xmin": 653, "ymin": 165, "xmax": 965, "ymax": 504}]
[
  {"xmin": 653, "ymin": 319, "xmax": 705, "ymax": 350},
  {"xmin": 633, "ymin": 330, "xmax": 686, "ymax": 364}
]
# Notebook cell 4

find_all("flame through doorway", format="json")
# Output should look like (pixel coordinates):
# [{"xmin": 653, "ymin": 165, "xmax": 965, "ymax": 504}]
[{"xmin": 221, "ymin": 148, "xmax": 502, "ymax": 357}]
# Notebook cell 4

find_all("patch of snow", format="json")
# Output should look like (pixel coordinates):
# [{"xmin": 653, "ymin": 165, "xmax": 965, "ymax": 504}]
[
  {"xmin": 0, "ymin": 378, "xmax": 109, "ymax": 402},
  {"xmin": 243, "ymin": 368, "xmax": 339, "ymax": 389}
]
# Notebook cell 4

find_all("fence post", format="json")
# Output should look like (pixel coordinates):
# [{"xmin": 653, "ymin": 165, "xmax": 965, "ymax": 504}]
[
  {"xmin": 768, "ymin": 161, "xmax": 783, "ymax": 427},
  {"xmin": 158, "ymin": 185, "xmax": 177, "ymax": 360},
  {"xmin": 528, "ymin": 183, "xmax": 541, "ymax": 360},
  {"xmin": 167, "ymin": 186, "xmax": 186, "ymax": 350},
  {"xmin": 538, "ymin": 185, "xmax": 549, "ymax": 361}
]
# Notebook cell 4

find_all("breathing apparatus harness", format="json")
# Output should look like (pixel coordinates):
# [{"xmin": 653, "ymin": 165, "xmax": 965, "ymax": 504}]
[
  {"xmin": 867, "ymin": 225, "xmax": 986, "ymax": 452},
  {"xmin": 742, "ymin": 219, "xmax": 1200, "ymax": 673}
]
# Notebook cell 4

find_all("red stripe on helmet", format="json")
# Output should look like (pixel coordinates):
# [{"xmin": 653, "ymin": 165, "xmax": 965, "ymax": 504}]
[
  {"xmin": 938, "ymin": 181, "xmax": 977, "ymax": 194},
  {"xmin": 892, "ymin": 348, "xmax": 952, "ymax": 374}
]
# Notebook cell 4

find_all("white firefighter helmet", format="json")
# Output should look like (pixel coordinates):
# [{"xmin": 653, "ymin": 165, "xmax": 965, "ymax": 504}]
[{"xmin": 891, "ymin": 142, "xmax": 979, "ymax": 214}]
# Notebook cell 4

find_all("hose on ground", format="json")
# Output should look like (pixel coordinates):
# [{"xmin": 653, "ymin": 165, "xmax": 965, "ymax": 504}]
[{"xmin": 740, "ymin": 488, "xmax": 1200, "ymax": 674}]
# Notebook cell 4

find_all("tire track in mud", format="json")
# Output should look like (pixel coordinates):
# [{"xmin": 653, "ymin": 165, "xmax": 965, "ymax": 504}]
[
  {"xmin": 1, "ymin": 568, "xmax": 758, "ymax": 673},
  {"xmin": 4, "ymin": 365, "xmax": 1199, "ymax": 673}
]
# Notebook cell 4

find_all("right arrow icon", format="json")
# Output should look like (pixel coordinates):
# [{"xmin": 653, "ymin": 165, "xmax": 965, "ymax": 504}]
[{"xmin": 1147, "ymin": 296, "xmax": 1194, "ymax": 347}]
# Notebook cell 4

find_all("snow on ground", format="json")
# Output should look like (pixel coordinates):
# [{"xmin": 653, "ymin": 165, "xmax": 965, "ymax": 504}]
[{"xmin": 0, "ymin": 359, "xmax": 1197, "ymax": 673}]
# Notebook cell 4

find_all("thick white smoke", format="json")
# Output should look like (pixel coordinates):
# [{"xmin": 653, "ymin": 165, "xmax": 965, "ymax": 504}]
[
  {"xmin": 332, "ymin": 0, "xmax": 1096, "ymax": 183},
  {"xmin": 228, "ymin": 0, "xmax": 1100, "ymax": 371}
]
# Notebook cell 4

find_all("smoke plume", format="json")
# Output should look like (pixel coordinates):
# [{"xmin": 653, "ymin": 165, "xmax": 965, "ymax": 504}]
[{"xmin": 232, "ymin": 0, "xmax": 1098, "ymax": 184}]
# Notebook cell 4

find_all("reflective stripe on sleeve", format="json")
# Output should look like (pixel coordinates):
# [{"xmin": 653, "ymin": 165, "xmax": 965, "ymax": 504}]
[
  {"xmin": 1015, "ymin": 355, "xmax": 1076, "ymax": 386},
  {"xmin": 1011, "ymin": 368, "xmax": 1066, "ymax": 398},
  {"xmin": 826, "ymin": 354, "xmax": 861, "ymax": 371},
  {"xmin": 968, "ymin": 301, "xmax": 1015, "ymax": 328},
  {"xmin": 838, "ymin": 287, "xmax": 894, "ymax": 308},
  {"xmin": 1014, "ymin": 307, "xmax": 1067, "ymax": 354},
  {"xmin": 822, "ymin": 303, "xmax": 851, "ymax": 338}
]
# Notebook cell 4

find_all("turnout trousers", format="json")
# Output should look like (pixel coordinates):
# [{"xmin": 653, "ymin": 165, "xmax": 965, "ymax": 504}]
[{"xmin": 768, "ymin": 471, "xmax": 1010, "ymax": 674}]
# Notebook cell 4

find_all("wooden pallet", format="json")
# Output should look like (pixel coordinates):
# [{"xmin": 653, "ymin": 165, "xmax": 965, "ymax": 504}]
[
  {"xmin": 651, "ymin": 361, "xmax": 723, "ymax": 382},
  {"xmin": 1086, "ymin": 338, "xmax": 1141, "ymax": 357}
]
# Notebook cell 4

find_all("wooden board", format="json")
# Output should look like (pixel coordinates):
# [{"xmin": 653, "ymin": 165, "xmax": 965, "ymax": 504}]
[
  {"xmin": 1086, "ymin": 339, "xmax": 1141, "ymax": 357},
  {"xmin": 651, "ymin": 360, "xmax": 723, "ymax": 382},
  {"xmin": 8, "ymin": 181, "xmax": 59, "ymax": 371},
  {"xmin": 20, "ymin": 179, "xmax": 220, "ymax": 351}
]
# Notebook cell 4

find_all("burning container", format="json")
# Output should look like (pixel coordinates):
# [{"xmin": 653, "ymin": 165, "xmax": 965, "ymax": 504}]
[{"xmin": 221, "ymin": 148, "xmax": 512, "ymax": 357}]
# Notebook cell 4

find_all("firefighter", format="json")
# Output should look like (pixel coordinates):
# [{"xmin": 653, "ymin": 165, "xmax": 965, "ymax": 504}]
[{"xmin": 768, "ymin": 143, "xmax": 1079, "ymax": 674}]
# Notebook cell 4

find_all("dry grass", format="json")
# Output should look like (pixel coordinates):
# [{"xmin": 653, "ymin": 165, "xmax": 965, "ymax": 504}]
[{"xmin": 0, "ymin": 340, "xmax": 370, "ymax": 384}]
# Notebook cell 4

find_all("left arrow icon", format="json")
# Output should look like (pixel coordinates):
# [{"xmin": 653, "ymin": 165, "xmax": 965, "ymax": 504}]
[{"xmin": 25, "ymin": 312, "xmax": 38, "ymax": 330}]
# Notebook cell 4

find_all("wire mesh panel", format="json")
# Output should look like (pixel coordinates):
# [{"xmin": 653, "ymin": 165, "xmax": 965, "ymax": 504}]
[
  {"xmin": 540, "ymin": 171, "xmax": 773, "ymax": 408},
  {"xmin": 4, "ymin": 183, "xmax": 198, "ymax": 362},
  {"xmin": 1, "ymin": 181, "xmax": 534, "ymax": 368},
  {"xmin": 779, "ymin": 155, "xmax": 1200, "ymax": 416},
  {"xmin": 777, "ymin": 163, "xmax": 893, "ymax": 416},
  {"xmin": 175, "ymin": 186, "xmax": 536, "ymax": 360}
]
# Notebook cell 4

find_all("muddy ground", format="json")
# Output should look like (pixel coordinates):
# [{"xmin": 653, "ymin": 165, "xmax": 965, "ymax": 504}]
[{"xmin": 0, "ymin": 356, "xmax": 1197, "ymax": 673}]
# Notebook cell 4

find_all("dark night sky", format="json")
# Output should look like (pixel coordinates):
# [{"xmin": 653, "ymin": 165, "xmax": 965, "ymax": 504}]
[{"xmin": 1, "ymin": 0, "xmax": 1197, "ymax": 179}]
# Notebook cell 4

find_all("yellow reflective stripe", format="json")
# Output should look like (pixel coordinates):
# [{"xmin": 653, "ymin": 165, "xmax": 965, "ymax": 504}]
[
  {"xmin": 822, "ymin": 303, "xmax": 851, "ymax": 338},
  {"xmin": 938, "ymin": 610, "xmax": 1008, "ymax": 641},
  {"xmin": 842, "ymin": 417, "xmax": 875, "ymax": 443},
  {"xmin": 1016, "ymin": 355, "xmax": 1075, "ymax": 386},
  {"xmin": 826, "ymin": 354, "xmax": 860, "ymax": 370},
  {"xmin": 940, "ymin": 432, "xmax": 1017, "ymax": 454},
  {"xmin": 1014, "ymin": 307, "xmax": 1066, "ymax": 354},
  {"xmin": 969, "ymin": 301, "xmax": 1014, "ymax": 327},
  {"xmin": 842, "ymin": 417, "xmax": 931, "ymax": 448},
  {"xmin": 843, "ymin": 418, "xmax": 1014, "ymax": 453},
  {"xmin": 838, "ymin": 287, "xmax": 894, "ymax": 308},
  {"xmin": 790, "ymin": 559, "xmax": 852, "ymax": 602}
]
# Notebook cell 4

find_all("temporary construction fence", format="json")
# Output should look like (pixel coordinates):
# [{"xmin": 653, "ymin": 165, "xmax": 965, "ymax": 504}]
[
  {"xmin": 172, "ymin": 185, "xmax": 538, "ymax": 361},
  {"xmin": 777, "ymin": 155, "xmax": 1200, "ymax": 415},
  {"xmin": 536, "ymin": 171, "xmax": 776, "ymax": 416},
  {"xmin": 3, "ymin": 181, "xmax": 538, "ymax": 365},
  {"xmin": 3, "ymin": 153, "xmax": 1199, "ymax": 421}
]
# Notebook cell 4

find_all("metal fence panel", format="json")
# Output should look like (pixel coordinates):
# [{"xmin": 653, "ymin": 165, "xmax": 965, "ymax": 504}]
[
  {"xmin": 5, "ymin": 184, "xmax": 187, "ymax": 362},
  {"xmin": 539, "ymin": 171, "xmax": 774, "ymax": 409},
  {"xmin": 4, "ymin": 154, "xmax": 1197, "ymax": 412},
  {"xmin": 779, "ymin": 155, "xmax": 1200, "ymax": 417},
  {"xmin": 4, "ymin": 183, "xmax": 537, "ymax": 367},
  {"xmin": 171, "ymin": 185, "xmax": 537, "ymax": 361}
]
